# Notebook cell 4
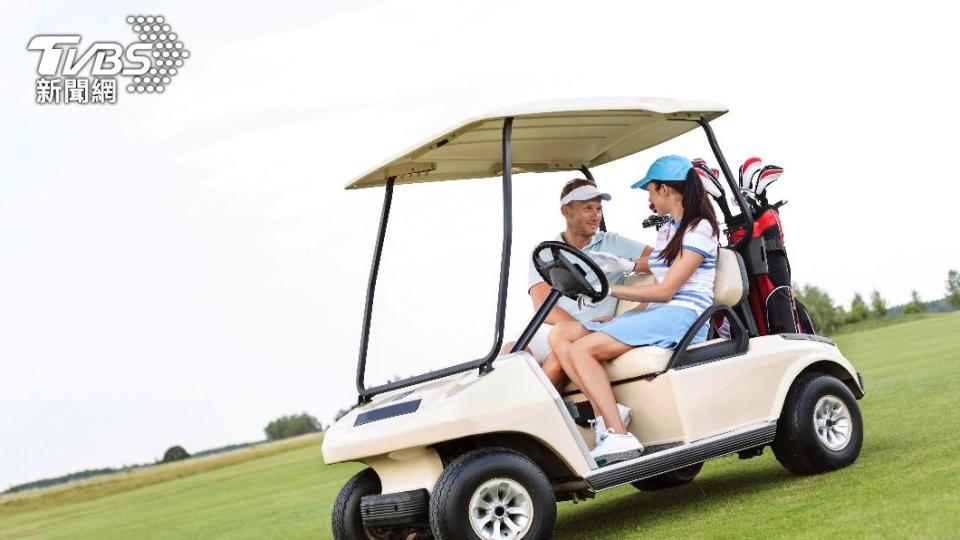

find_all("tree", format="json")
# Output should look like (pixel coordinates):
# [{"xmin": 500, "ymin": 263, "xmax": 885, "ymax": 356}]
[
  {"xmin": 902, "ymin": 290, "xmax": 927, "ymax": 314},
  {"xmin": 264, "ymin": 413, "xmax": 322, "ymax": 441},
  {"xmin": 848, "ymin": 292, "xmax": 871, "ymax": 323},
  {"xmin": 834, "ymin": 305, "xmax": 848, "ymax": 327},
  {"xmin": 947, "ymin": 270, "xmax": 960, "ymax": 310},
  {"xmin": 162, "ymin": 445, "xmax": 190, "ymax": 463},
  {"xmin": 795, "ymin": 284, "xmax": 842, "ymax": 334},
  {"xmin": 870, "ymin": 290, "xmax": 888, "ymax": 317}
]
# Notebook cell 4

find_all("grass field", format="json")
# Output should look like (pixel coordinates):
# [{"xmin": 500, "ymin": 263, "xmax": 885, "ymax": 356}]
[{"xmin": 2, "ymin": 312, "xmax": 959, "ymax": 539}]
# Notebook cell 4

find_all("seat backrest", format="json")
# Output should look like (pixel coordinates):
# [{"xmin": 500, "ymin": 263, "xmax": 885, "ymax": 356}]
[
  {"xmin": 614, "ymin": 247, "xmax": 747, "ymax": 315},
  {"xmin": 714, "ymin": 248, "xmax": 748, "ymax": 306}
]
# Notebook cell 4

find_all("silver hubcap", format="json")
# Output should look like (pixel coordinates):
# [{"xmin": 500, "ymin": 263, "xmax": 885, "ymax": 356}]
[
  {"xmin": 813, "ymin": 395, "xmax": 852, "ymax": 451},
  {"xmin": 468, "ymin": 478, "xmax": 534, "ymax": 540}
]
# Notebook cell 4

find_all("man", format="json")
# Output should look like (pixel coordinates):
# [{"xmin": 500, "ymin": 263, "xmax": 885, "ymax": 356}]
[{"xmin": 507, "ymin": 178, "xmax": 652, "ymax": 392}]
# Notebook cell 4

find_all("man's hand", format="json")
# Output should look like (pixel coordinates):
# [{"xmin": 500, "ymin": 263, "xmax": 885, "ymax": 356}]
[{"xmin": 591, "ymin": 251, "xmax": 634, "ymax": 274}]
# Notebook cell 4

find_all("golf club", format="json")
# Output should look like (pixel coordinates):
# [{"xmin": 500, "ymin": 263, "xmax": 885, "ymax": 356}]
[
  {"xmin": 739, "ymin": 156, "xmax": 762, "ymax": 191},
  {"xmin": 755, "ymin": 165, "xmax": 784, "ymax": 198}
]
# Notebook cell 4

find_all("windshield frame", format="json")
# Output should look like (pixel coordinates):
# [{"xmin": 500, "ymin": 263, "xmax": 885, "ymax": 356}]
[
  {"xmin": 351, "ymin": 116, "xmax": 752, "ymax": 404},
  {"xmin": 354, "ymin": 118, "xmax": 516, "ymax": 404}
]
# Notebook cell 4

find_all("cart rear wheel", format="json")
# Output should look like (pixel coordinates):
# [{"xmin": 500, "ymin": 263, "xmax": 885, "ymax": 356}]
[
  {"xmin": 773, "ymin": 373, "xmax": 863, "ymax": 475},
  {"xmin": 630, "ymin": 462, "xmax": 703, "ymax": 491},
  {"xmin": 429, "ymin": 448, "xmax": 555, "ymax": 540}
]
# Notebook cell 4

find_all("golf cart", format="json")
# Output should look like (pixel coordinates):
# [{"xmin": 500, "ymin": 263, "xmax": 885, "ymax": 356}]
[{"xmin": 323, "ymin": 98, "xmax": 865, "ymax": 540}]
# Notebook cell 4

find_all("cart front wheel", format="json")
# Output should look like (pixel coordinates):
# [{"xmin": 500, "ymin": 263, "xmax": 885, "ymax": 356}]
[{"xmin": 429, "ymin": 448, "xmax": 556, "ymax": 540}]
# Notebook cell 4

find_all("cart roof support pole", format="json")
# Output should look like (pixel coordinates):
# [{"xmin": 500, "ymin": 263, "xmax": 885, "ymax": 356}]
[
  {"xmin": 480, "ymin": 116, "xmax": 515, "ymax": 375},
  {"xmin": 356, "ymin": 176, "xmax": 396, "ymax": 400},
  {"xmin": 697, "ymin": 118, "xmax": 753, "ymax": 249}
]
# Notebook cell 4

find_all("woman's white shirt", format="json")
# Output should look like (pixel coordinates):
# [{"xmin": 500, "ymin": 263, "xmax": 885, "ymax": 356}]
[{"xmin": 647, "ymin": 219, "xmax": 719, "ymax": 315}]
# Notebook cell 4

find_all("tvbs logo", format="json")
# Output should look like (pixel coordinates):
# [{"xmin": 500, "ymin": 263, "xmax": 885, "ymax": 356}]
[
  {"xmin": 28, "ymin": 36, "xmax": 153, "ymax": 77},
  {"xmin": 28, "ymin": 15, "xmax": 189, "ymax": 105}
]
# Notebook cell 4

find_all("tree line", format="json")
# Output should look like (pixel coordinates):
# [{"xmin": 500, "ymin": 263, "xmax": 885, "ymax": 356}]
[{"xmin": 797, "ymin": 269, "xmax": 960, "ymax": 334}]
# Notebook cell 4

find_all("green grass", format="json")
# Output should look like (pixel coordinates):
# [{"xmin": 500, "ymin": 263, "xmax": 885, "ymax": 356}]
[
  {"xmin": 0, "ymin": 435, "xmax": 323, "ymax": 520},
  {"xmin": 2, "ymin": 313, "xmax": 959, "ymax": 539},
  {"xmin": 830, "ymin": 311, "xmax": 950, "ymax": 336}
]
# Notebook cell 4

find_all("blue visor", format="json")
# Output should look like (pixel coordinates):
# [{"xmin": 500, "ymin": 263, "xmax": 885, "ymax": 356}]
[{"xmin": 631, "ymin": 155, "xmax": 693, "ymax": 190}]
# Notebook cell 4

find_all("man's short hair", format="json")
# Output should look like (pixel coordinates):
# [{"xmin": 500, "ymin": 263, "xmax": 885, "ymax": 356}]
[{"xmin": 560, "ymin": 178, "xmax": 597, "ymax": 201}]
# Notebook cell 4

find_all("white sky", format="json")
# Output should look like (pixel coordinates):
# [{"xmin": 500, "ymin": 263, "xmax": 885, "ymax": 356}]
[{"xmin": 2, "ymin": 0, "xmax": 958, "ymax": 488}]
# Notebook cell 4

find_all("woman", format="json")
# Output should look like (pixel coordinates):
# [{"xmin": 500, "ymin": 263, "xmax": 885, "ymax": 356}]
[{"xmin": 548, "ymin": 155, "xmax": 720, "ymax": 465}]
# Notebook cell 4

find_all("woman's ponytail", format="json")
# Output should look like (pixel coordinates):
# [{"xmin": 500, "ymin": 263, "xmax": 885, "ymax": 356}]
[{"xmin": 657, "ymin": 168, "xmax": 720, "ymax": 265}]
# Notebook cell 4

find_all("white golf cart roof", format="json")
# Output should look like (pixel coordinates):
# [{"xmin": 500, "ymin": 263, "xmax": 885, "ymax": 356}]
[{"xmin": 346, "ymin": 97, "xmax": 727, "ymax": 190}]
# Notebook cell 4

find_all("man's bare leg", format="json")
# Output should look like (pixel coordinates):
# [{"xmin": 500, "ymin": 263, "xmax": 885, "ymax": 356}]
[
  {"xmin": 502, "ymin": 340, "xmax": 567, "ymax": 391},
  {"xmin": 540, "ymin": 352, "xmax": 568, "ymax": 392}
]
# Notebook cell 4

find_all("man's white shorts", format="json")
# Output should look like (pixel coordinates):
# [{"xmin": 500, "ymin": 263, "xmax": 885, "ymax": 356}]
[{"xmin": 525, "ymin": 324, "xmax": 553, "ymax": 365}]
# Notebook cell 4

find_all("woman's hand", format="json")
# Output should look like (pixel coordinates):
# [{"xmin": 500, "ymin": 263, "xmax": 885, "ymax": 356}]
[
  {"xmin": 609, "ymin": 250, "xmax": 704, "ymax": 303},
  {"xmin": 591, "ymin": 316, "xmax": 613, "ymax": 323}
]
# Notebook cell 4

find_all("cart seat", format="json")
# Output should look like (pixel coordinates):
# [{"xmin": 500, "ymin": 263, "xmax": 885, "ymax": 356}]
[{"xmin": 562, "ymin": 248, "xmax": 746, "ymax": 393}]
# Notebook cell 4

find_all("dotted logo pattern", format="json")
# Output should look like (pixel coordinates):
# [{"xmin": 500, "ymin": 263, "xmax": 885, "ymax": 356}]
[{"xmin": 124, "ymin": 15, "xmax": 189, "ymax": 94}]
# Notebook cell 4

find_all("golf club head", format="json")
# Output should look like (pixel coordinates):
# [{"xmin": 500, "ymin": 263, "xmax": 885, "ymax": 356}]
[
  {"xmin": 692, "ymin": 158, "xmax": 724, "ymax": 200},
  {"xmin": 756, "ymin": 165, "xmax": 784, "ymax": 196},
  {"xmin": 698, "ymin": 172, "xmax": 723, "ymax": 199},
  {"xmin": 739, "ymin": 157, "xmax": 763, "ymax": 191}
]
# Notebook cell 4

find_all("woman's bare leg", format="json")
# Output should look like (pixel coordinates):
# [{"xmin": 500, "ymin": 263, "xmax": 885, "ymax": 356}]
[
  {"xmin": 550, "ymin": 321, "xmax": 612, "ymax": 409},
  {"xmin": 567, "ymin": 332, "xmax": 633, "ymax": 433},
  {"xmin": 548, "ymin": 321, "xmax": 593, "ymax": 394}
]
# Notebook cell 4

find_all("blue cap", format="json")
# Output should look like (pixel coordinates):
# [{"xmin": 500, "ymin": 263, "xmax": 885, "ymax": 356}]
[{"xmin": 631, "ymin": 155, "xmax": 693, "ymax": 190}]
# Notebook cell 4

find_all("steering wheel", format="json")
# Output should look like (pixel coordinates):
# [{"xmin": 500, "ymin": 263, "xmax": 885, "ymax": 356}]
[{"xmin": 532, "ymin": 241, "xmax": 609, "ymax": 302}]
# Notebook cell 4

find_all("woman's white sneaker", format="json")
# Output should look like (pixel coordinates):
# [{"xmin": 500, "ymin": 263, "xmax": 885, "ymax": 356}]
[
  {"xmin": 592, "ymin": 404, "xmax": 633, "ymax": 446},
  {"xmin": 591, "ymin": 431, "xmax": 644, "ymax": 466}
]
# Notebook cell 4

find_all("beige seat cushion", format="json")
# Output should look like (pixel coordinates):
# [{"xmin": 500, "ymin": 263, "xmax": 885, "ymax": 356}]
[
  {"xmin": 562, "ymin": 345, "xmax": 671, "ymax": 393},
  {"xmin": 560, "ymin": 247, "xmax": 745, "ymax": 394},
  {"xmin": 561, "ymin": 339, "xmax": 725, "ymax": 393}
]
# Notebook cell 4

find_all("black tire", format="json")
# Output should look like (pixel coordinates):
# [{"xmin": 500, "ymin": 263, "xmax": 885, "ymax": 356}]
[
  {"xmin": 429, "ymin": 448, "xmax": 556, "ymax": 540},
  {"xmin": 630, "ymin": 462, "xmax": 703, "ymax": 491},
  {"xmin": 773, "ymin": 372, "xmax": 863, "ymax": 475},
  {"xmin": 332, "ymin": 468, "xmax": 404, "ymax": 540}
]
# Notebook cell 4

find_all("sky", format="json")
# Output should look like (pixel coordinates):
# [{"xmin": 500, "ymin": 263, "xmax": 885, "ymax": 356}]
[{"xmin": 1, "ymin": 0, "xmax": 959, "ymax": 488}]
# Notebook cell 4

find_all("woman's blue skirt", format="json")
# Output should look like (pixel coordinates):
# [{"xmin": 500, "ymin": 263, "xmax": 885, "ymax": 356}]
[{"xmin": 582, "ymin": 303, "xmax": 708, "ymax": 348}]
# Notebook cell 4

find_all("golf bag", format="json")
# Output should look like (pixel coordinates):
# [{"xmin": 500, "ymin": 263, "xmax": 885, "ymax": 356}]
[
  {"xmin": 693, "ymin": 157, "xmax": 815, "ymax": 336},
  {"xmin": 727, "ymin": 208, "xmax": 813, "ymax": 335}
]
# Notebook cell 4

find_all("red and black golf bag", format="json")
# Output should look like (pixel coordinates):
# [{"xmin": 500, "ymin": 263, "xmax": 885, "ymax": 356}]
[
  {"xmin": 693, "ymin": 157, "xmax": 815, "ymax": 336},
  {"xmin": 727, "ymin": 208, "xmax": 814, "ymax": 335}
]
